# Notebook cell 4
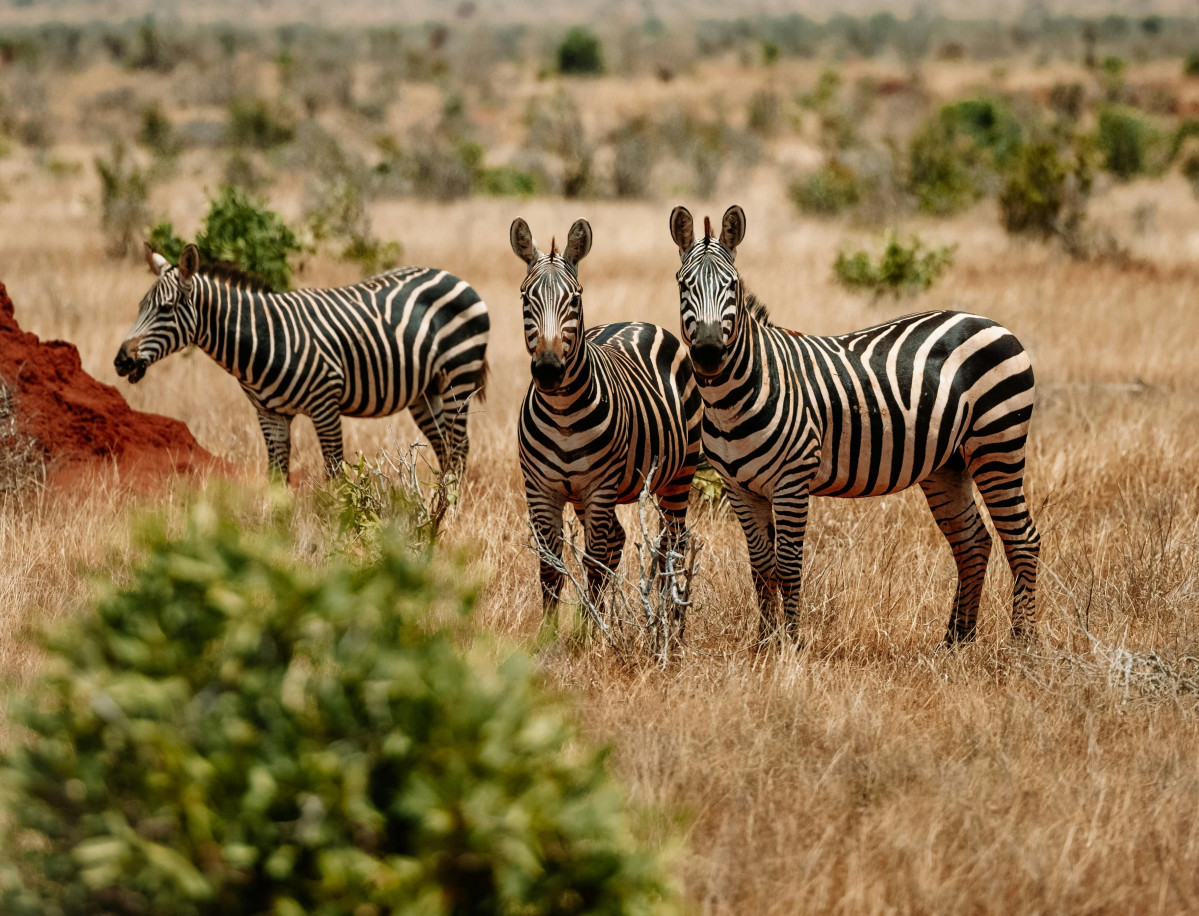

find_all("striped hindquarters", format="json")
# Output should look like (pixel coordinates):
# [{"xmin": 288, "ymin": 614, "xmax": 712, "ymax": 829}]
[{"xmin": 802, "ymin": 310, "xmax": 1034, "ymax": 497}]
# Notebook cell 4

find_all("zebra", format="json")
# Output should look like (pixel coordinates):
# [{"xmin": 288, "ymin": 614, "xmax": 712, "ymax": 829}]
[
  {"xmin": 668, "ymin": 205, "xmax": 1040, "ymax": 646},
  {"xmin": 115, "ymin": 242, "xmax": 490, "ymax": 481},
  {"xmin": 511, "ymin": 217, "xmax": 703, "ymax": 622}
]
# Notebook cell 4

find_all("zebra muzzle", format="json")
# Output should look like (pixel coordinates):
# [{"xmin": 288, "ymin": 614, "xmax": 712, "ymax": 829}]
[
  {"xmin": 114, "ymin": 349, "xmax": 149, "ymax": 384},
  {"xmin": 531, "ymin": 353, "xmax": 566, "ymax": 391},
  {"xmin": 690, "ymin": 340, "xmax": 726, "ymax": 376}
]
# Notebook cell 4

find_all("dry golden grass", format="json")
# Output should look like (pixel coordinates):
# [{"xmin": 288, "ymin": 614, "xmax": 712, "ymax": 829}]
[{"xmin": 3, "ymin": 57, "xmax": 1199, "ymax": 913}]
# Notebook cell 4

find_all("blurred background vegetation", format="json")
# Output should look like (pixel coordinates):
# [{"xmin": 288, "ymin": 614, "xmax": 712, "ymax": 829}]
[{"xmin": 2, "ymin": 5, "xmax": 1197, "ymax": 282}]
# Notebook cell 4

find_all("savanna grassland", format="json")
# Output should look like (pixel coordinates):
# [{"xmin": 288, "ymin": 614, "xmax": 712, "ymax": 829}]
[{"xmin": 2, "ymin": 7, "xmax": 1199, "ymax": 913}]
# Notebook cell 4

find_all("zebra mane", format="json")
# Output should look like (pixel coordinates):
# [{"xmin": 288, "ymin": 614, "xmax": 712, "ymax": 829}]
[
  {"xmin": 199, "ymin": 260, "xmax": 277, "ymax": 293},
  {"xmin": 744, "ymin": 289, "xmax": 773, "ymax": 326},
  {"xmin": 549, "ymin": 237, "xmax": 558, "ymax": 259}
]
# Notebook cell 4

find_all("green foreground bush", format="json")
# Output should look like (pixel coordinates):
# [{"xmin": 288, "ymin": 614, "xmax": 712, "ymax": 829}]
[{"xmin": 0, "ymin": 500, "xmax": 674, "ymax": 916}]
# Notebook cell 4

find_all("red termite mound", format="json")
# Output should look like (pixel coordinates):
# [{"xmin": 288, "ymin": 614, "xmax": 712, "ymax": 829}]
[{"xmin": 0, "ymin": 280, "xmax": 220, "ymax": 487}]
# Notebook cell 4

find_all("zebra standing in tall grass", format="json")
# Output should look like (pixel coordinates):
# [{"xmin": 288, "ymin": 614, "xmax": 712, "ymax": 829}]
[
  {"xmin": 116, "ymin": 243, "xmax": 490, "ymax": 480},
  {"xmin": 669, "ymin": 205, "xmax": 1040, "ymax": 646},
  {"xmin": 511, "ymin": 217, "xmax": 703, "ymax": 619}
]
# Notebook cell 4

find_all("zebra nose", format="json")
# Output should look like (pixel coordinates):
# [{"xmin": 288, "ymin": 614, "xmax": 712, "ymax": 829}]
[
  {"xmin": 531, "ymin": 353, "xmax": 566, "ymax": 390},
  {"xmin": 691, "ymin": 339, "xmax": 726, "ymax": 375},
  {"xmin": 114, "ymin": 342, "xmax": 137, "ymax": 374}
]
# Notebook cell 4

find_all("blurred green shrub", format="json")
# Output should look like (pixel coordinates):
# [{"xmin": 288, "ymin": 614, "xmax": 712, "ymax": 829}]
[
  {"xmin": 150, "ymin": 186, "xmax": 303, "ymax": 291},
  {"xmin": 834, "ymin": 232, "xmax": 954, "ymax": 298},
  {"xmin": 1096, "ymin": 107, "xmax": 1158, "ymax": 179},
  {"xmin": 789, "ymin": 158, "xmax": 861, "ymax": 216},
  {"xmin": 747, "ymin": 89, "xmax": 782, "ymax": 137},
  {"xmin": 95, "ymin": 142, "xmax": 151, "ymax": 258},
  {"xmin": 228, "ymin": 96, "xmax": 295, "ymax": 150},
  {"xmin": 999, "ymin": 142, "xmax": 1067, "ymax": 237},
  {"xmin": 907, "ymin": 109, "xmax": 984, "ymax": 215},
  {"xmin": 557, "ymin": 26, "xmax": 605, "ymax": 75},
  {"xmin": 476, "ymin": 164, "xmax": 540, "ymax": 196},
  {"xmin": 0, "ymin": 499, "xmax": 675, "ymax": 915},
  {"xmin": 942, "ymin": 98, "xmax": 1023, "ymax": 166},
  {"xmin": 137, "ymin": 102, "xmax": 180, "ymax": 159},
  {"xmin": 304, "ymin": 173, "xmax": 402, "ymax": 274},
  {"xmin": 1185, "ymin": 52, "xmax": 1199, "ymax": 78}
]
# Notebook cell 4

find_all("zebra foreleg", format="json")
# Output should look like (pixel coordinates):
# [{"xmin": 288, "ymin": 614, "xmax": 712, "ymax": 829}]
[
  {"xmin": 919, "ymin": 459, "xmax": 992, "ymax": 646},
  {"xmin": 255, "ymin": 408, "xmax": 293, "ymax": 482},
  {"xmin": 727, "ymin": 488, "xmax": 780, "ymax": 646},
  {"xmin": 655, "ymin": 478, "xmax": 693, "ymax": 640},
  {"xmin": 773, "ymin": 480, "xmax": 812, "ymax": 647},
  {"xmin": 310, "ymin": 403, "xmax": 346, "ymax": 478},
  {"xmin": 580, "ymin": 497, "xmax": 626, "ymax": 620},
  {"xmin": 527, "ymin": 491, "xmax": 567, "ymax": 629}
]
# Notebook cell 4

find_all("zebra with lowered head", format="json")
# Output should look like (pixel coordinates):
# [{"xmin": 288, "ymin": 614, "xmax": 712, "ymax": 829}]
[
  {"xmin": 669, "ymin": 205, "xmax": 1040, "ymax": 647},
  {"xmin": 511, "ymin": 217, "xmax": 703, "ymax": 623},
  {"xmin": 115, "ymin": 243, "xmax": 490, "ymax": 481}
]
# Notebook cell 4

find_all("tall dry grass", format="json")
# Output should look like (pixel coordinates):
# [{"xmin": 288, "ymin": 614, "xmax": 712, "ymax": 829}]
[{"xmin": 2, "ymin": 63, "xmax": 1199, "ymax": 913}]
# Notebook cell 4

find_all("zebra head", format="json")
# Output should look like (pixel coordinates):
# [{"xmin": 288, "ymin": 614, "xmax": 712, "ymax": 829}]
[
  {"xmin": 510, "ymin": 217, "xmax": 593, "ymax": 393},
  {"xmin": 669, "ymin": 204, "xmax": 746, "ymax": 377},
  {"xmin": 115, "ymin": 242, "xmax": 201, "ymax": 384}
]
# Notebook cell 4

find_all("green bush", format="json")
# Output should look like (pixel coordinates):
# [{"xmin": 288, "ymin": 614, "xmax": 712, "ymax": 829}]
[
  {"xmin": 150, "ymin": 186, "xmax": 303, "ymax": 291},
  {"xmin": 789, "ymin": 159, "xmax": 861, "ymax": 216},
  {"xmin": 999, "ymin": 142, "xmax": 1067, "ymax": 237},
  {"xmin": 228, "ymin": 96, "xmax": 295, "ymax": 151},
  {"xmin": 942, "ymin": 98, "xmax": 1023, "ymax": 167},
  {"xmin": 907, "ymin": 109, "xmax": 983, "ymax": 215},
  {"xmin": 476, "ymin": 164, "xmax": 540, "ymax": 197},
  {"xmin": 746, "ymin": 90, "xmax": 781, "ymax": 137},
  {"xmin": 1096, "ymin": 107, "xmax": 1156, "ymax": 180},
  {"xmin": 557, "ymin": 27, "xmax": 604, "ymax": 75},
  {"xmin": 95, "ymin": 142, "xmax": 151, "ymax": 258},
  {"xmin": 0, "ymin": 499, "xmax": 675, "ymax": 916},
  {"xmin": 137, "ymin": 102, "xmax": 179, "ymax": 159},
  {"xmin": 1185, "ymin": 52, "xmax": 1199, "ymax": 78},
  {"xmin": 834, "ymin": 232, "xmax": 954, "ymax": 298}
]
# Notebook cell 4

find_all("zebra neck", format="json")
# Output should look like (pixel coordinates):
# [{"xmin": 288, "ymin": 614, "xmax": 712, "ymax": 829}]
[
  {"xmin": 192, "ymin": 277, "xmax": 277, "ymax": 381},
  {"xmin": 696, "ymin": 315, "xmax": 762, "ymax": 399}
]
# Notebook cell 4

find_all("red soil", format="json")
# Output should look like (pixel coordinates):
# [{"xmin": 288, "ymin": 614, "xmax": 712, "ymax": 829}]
[{"xmin": 0, "ymin": 280, "xmax": 221, "ymax": 488}]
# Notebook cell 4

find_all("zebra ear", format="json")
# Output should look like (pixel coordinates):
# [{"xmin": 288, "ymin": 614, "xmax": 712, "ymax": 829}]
[
  {"xmin": 178, "ymin": 243, "xmax": 200, "ymax": 283},
  {"xmin": 564, "ymin": 218, "xmax": 592, "ymax": 266},
  {"xmin": 669, "ymin": 206, "xmax": 694, "ymax": 255},
  {"xmin": 144, "ymin": 241, "xmax": 169, "ymax": 277},
  {"xmin": 510, "ymin": 218, "xmax": 541, "ymax": 267},
  {"xmin": 720, "ymin": 205, "xmax": 746, "ymax": 253}
]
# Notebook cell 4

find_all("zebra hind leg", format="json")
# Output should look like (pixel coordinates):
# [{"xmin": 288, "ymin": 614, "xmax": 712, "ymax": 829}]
[
  {"xmin": 972, "ymin": 461, "xmax": 1040, "ymax": 643},
  {"xmin": 919, "ymin": 458, "xmax": 992, "ymax": 646},
  {"xmin": 410, "ymin": 391, "xmax": 471, "ymax": 483}
]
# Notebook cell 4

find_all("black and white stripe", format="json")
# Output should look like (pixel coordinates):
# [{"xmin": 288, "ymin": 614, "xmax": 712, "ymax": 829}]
[
  {"xmin": 670, "ymin": 205, "xmax": 1040, "ymax": 645},
  {"xmin": 116, "ymin": 243, "xmax": 490, "ymax": 479},
  {"xmin": 511, "ymin": 218, "xmax": 703, "ymax": 617}
]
